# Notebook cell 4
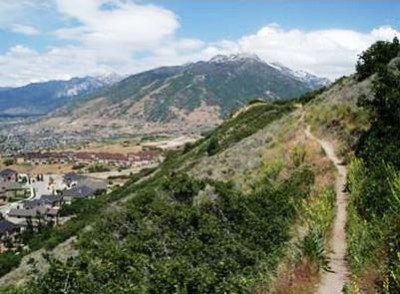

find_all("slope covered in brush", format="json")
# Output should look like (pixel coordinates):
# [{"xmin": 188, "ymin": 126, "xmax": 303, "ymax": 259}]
[{"xmin": 1, "ymin": 99, "xmax": 339, "ymax": 293}]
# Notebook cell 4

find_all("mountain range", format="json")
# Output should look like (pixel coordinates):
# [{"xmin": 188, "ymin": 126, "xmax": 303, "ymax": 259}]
[
  {"xmin": 40, "ymin": 54, "xmax": 329, "ymax": 133},
  {"xmin": 0, "ymin": 73, "xmax": 121, "ymax": 116}
]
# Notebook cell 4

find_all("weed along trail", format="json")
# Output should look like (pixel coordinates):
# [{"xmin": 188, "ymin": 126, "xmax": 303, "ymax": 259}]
[{"xmin": 304, "ymin": 126, "xmax": 349, "ymax": 294}]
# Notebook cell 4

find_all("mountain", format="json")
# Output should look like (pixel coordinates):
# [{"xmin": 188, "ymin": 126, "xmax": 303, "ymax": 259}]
[
  {"xmin": 47, "ymin": 54, "xmax": 329, "ymax": 133},
  {"xmin": 0, "ymin": 73, "xmax": 121, "ymax": 116},
  {"xmin": 269, "ymin": 62, "xmax": 331, "ymax": 89}
]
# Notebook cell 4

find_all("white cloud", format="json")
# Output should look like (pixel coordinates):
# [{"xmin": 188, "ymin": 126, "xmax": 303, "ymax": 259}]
[
  {"xmin": 11, "ymin": 24, "xmax": 40, "ymax": 35},
  {"xmin": 54, "ymin": 0, "xmax": 180, "ymax": 58},
  {"xmin": 0, "ymin": 1, "xmax": 399, "ymax": 86},
  {"xmin": 201, "ymin": 24, "xmax": 400, "ymax": 79}
]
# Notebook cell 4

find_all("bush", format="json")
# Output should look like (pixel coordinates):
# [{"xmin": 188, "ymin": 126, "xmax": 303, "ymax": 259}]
[
  {"xmin": 0, "ymin": 252, "xmax": 21, "ymax": 277},
  {"xmin": 87, "ymin": 163, "xmax": 110, "ymax": 173},
  {"xmin": 355, "ymin": 37, "xmax": 400, "ymax": 80},
  {"xmin": 206, "ymin": 136, "xmax": 220, "ymax": 156},
  {"xmin": 2, "ymin": 158, "xmax": 14, "ymax": 166}
]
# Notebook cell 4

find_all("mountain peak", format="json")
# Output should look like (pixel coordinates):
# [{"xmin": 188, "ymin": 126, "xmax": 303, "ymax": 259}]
[
  {"xmin": 94, "ymin": 72, "xmax": 123, "ymax": 84},
  {"xmin": 209, "ymin": 53, "xmax": 263, "ymax": 64}
]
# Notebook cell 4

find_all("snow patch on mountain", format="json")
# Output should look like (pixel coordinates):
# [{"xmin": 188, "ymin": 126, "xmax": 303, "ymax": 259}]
[
  {"xmin": 270, "ymin": 62, "xmax": 331, "ymax": 88},
  {"xmin": 55, "ymin": 73, "xmax": 122, "ymax": 98},
  {"xmin": 210, "ymin": 53, "xmax": 262, "ymax": 64}
]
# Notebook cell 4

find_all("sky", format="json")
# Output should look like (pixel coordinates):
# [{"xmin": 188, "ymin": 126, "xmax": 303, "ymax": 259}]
[{"xmin": 0, "ymin": 0, "xmax": 399, "ymax": 87}]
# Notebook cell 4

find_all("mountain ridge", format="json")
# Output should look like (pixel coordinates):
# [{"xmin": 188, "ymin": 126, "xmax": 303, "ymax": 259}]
[
  {"xmin": 0, "ymin": 73, "xmax": 122, "ymax": 116},
  {"xmin": 41, "ymin": 54, "xmax": 329, "ymax": 135}
]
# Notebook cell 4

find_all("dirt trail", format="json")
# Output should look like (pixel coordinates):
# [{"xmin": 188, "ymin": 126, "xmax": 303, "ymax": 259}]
[{"xmin": 304, "ymin": 126, "xmax": 349, "ymax": 294}]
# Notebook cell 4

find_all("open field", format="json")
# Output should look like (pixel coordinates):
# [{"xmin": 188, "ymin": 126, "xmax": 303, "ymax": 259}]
[
  {"xmin": 61, "ymin": 140, "xmax": 143, "ymax": 155},
  {"xmin": 0, "ymin": 162, "xmax": 75, "ymax": 174}
]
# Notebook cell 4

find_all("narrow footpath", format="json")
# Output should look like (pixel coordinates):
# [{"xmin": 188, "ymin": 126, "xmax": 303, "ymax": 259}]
[{"xmin": 304, "ymin": 126, "xmax": 349, "ymax": 294}]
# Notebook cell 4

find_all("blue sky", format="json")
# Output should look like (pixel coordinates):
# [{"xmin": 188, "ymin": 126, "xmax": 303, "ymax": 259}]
[
  {"xmin": 155, "ymin": 0, "xmax": 399, "ymax": 41},
  {"xmin": 0, "ymin": 0, "xmax": 398, "ymax": 86}
]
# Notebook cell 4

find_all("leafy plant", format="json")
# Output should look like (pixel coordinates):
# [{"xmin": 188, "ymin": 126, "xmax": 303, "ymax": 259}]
[{"xmin": 299, "ymin": 229, "xmax": 331, "ymax": 273}]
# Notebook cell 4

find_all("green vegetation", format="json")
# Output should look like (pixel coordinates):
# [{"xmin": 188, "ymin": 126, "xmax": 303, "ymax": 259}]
[
  {"xmin": 356, "ymin": 37, "xmax": 400, "ymax": 81},
  {"xmin": 0, "ymin": 253, "xmax": 21, "ymax": 277},
  {"xmin": 156, "ymin": 101, "xmax": 292, "ymax": 179},
  {"xmin": 346, "ymin": 38, "xmax": 400, "ymax": 292},
  {"xmin": 0, "ymin": 99, "xmax": 327, "ymax": 293},
  {"xmin": 200, "ymin": 102, "xmax": 292, "ymax": 156},
  {"xmin": 2, "ymin": 158, "xmax": 14, "ymax": 166},
  {"xmin": 4, "ymin": 164, "xmax": 315, "ymax": 293},
  {"xmin": 0, "ymin": 167, "xmax": 156, "ymax": 280},
  {"xmin": 87, "ymin": 163, "xmax": 111, "ymax": 173}
]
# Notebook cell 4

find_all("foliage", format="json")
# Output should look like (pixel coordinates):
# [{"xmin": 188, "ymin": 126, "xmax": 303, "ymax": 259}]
[
  {"xmin": 2, "ymin": 158, "xmax": 14, "ymax": 166},
  {"xmin": 87, "ymin": 163, "xmax": 110, "ymax": 173},
  {"xmin": 358, "ymin": 59, "xmax": 400, "ymax": 126},
  {"xmin": 291, "ymin": 144, "xmax": 306, "ymax": 168},
  {"xmin": 297, "ymin": 86, "xmax": 327, "ymax": 104},
  {"xmin": 199, "ymin": 102, "xmax": 292, "ymax": 157},
  {"xmin": 0, "ymin": 167, "xmax": 156, "ymax": 279},
  {"xmin": 206, "ymin": 136, "xmax": 220, "ymax": 156},
  {"xmin": 355, "ymin": 37, "xmax": 400, "ymax": 80},
  {"xmin": 0, "ymin": 100, "xmax": 308, "ymax": 291},
  {"xmin": 0, "ymin": 252, "xmax": 22, "ymax": 277},
  {"xmin": 299, "ymin": 229, "xmax": 331, "ymax": 272},
  {"xmin": 4, "ymin": 164, "xmax": 315, "ymax": 293},
  {"xmin": 346, "ymin": 39, "xmax": 400, "ymax": 292}
]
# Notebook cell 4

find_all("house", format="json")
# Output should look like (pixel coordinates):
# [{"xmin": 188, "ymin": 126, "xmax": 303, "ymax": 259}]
[
  {"xmin": 0, "ymin": 181, "xmax": 29, "ymax": 200},
  {"xmin": 24, "ymin": 152, "xmax": 70, "ymax": 165},
  {"xmin": 95, "ymin": 152, "xmax": 130, "ymax": 167},
  {"xmin": 0, "ymin": 169, "xmax": 18, "ymax": 182},
  {"xmin": 63, "ymin": 172, "xmax": 85, "ymax": 188},
  {"xmin": 79, "ymin": 177, "xmax": 107, "ymax": 192},
  {"xmin": 74, "ymin": 152, "xmax": 94, "ymax": 165},
  {"xmin": 39, "ymin": 195, "xmax": 64, "ymax": 207},
  {"xmin": 22, "ymin": 195, "xmax": 63, "ymax": 210},
  {"xmin": 8, "ymin": 206, "xmax": 59, "ymax": 225},
  {"xmin": 62, "ymin": 185, "xmax": 97, "ymax": 204},
  {"xmin": 0, "ymin": 220, "xmax": 20, "ymax": 253}
]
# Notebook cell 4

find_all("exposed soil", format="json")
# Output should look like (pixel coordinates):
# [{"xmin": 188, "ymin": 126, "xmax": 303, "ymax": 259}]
[{"xmin": 305, "ymin": 126, "xmax": 349, "ymax": 294}]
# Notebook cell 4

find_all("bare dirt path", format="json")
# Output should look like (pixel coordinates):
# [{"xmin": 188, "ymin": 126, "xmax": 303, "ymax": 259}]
[{"xmin": 304, "ymin": 126, "xmax": 349, "ymax": 294}]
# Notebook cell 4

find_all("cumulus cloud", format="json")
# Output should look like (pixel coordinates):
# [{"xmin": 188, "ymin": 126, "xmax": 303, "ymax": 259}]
[
  {"xmin": 54, "ymin": 0, "xmax": 180, "ymax": 61},
  {"xmin": 201, "ymin": 24, "xmax": 400, "ymax": 79},
  {"xmin": 0, "ymin": 0, "xmax": 399, "ymax": 86}
]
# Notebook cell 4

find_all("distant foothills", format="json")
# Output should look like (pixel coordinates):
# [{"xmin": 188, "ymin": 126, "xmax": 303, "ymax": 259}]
[{"xmin": 0, "ymin": 54, "xmax": 329, "ymax": 131}]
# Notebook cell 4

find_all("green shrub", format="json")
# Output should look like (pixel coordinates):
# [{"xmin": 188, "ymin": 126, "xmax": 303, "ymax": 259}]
[
  {"xmin": 2, "ymin": 158, "xmax": 14, "ymax": 166},
  {"xmin": 356, "ymin": 37, "xmax": 400, "ymax": 80}
]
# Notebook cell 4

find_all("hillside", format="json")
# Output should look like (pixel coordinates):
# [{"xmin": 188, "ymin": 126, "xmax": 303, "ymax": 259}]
[
  {"xmin": 39, "ymin": 54, "xmax": 328, "ymax": 135},
  {"xmin": 0, "ymin": 73, "xmax": 121, "ymax": 116},
  {"xmin": 1, "ymin": 40, "xmax": 400, "ymax": 293}
]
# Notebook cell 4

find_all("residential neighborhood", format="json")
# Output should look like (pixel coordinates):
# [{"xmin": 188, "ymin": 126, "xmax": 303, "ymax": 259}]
[
  {"xmin": 0, "ymin": 168, "xmax": 108, "ymax": 252},
  {"xmin": 15, "ymin": 150, "xmax": 162, "ymax": 168}
]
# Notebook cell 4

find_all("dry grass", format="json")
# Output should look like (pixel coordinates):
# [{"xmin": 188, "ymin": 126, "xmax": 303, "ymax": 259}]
[{"xmin": 0, "ymin": 163, "xmax": 75, "ymax": 174}]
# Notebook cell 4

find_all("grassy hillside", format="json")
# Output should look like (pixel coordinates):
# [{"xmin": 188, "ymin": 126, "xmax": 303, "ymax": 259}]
[{"xmin": 1, "ymin": 99, "xmax": 338, "ymax": 293}]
